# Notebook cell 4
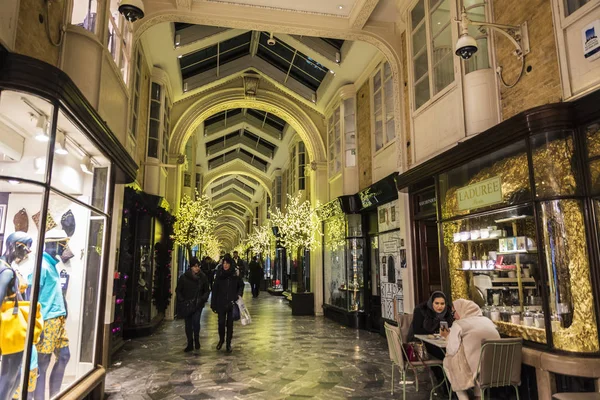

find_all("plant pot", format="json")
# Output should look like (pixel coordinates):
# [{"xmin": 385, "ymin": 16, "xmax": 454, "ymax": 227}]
[{"xmin": 291, "ymin": 292, "xmax": 314, "ymax": 316}]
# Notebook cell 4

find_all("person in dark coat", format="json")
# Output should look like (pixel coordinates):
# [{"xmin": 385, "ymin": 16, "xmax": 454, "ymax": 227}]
[
  {"xmin": 201, "ymin": 256, "xmax": 214, "ymax": 289},
  {"xmin": 409, "ymin": 291, "xmax": 454, "ymax": 362},
  {"xmin": 233, "ymin": 251, "xmax": 246, "ymax": 279},
  {"xmin": 211, "ymin": 255, "xmax": 244, "ymax": 353},
  {"xmin": 176, "ymin": 257, "xmax": 210, "ymax": 352},
  {"xmin": 248, "ymin": 256, "xmax": 263, "ymax": 298}
]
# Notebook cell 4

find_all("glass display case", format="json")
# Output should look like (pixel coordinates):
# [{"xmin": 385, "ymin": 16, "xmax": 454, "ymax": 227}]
[{"xmin": 439, "ymin": 130, "xmax": 598, "ymax": 353}]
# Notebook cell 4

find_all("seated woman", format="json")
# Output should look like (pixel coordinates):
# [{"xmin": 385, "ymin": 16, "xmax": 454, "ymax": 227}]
[
  {"xmin": 409, "ymin": 291, "xmax": 454, "ymax": 361},
  {"xmin": 441, "ymin": 299, "xmax": 500, "ymax": 400}
]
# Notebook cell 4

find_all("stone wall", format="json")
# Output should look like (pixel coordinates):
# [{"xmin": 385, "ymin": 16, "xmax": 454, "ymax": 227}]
[
  {"xmin": 357, "ymin": 80, "xmax": 372, "ymax": 190},
  {"xmin": 15, "ymin": 0, "xmax": 65, "ymax": 66},
  {"xmin": 493, "ymin": 0, "xmax": 562, "ymax": 119}
]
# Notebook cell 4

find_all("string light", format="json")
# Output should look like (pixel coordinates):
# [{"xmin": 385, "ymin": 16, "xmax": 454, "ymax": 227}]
[{"xmin": 271, "ymin": 193, "xmax": 322, "ymax": 257}]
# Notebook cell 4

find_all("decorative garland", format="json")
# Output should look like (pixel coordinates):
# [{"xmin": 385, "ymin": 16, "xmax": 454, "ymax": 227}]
[{"xmin": 122, "ymin": 187, "xmax": 175, "ymax": 314}]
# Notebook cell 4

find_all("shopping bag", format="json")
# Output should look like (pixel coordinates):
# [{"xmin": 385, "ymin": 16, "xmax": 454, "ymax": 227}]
[
  {"xmin": 0, "ymin": 277, "xmax": 44, "ymax": 355},
  {"xmin": 236, "ymin": 297, "xmax": 252, "ymax": 326},
  {"xmin": 232, "ymin": 302, "xmax": 241, "ymax": 321}
]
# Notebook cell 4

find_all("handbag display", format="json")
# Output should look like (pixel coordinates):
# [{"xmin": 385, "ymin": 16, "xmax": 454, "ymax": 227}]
[{"xmin": 0, "ymin": 275, "xmax": 44, "ymax": 355}]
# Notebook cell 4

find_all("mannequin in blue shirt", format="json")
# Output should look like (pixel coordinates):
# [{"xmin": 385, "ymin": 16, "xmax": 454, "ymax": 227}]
[
  {"xmin": 34, "ymin": 229, "xmax": 70, "ymax": 399},
  {"xmin": 0, "ymin": 232, "xmax": 33, "ymax": 399}
]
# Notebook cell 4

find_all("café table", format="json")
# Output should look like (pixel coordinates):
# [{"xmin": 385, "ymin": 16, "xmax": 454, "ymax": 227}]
[{"xmin": 413, "ymin": 334, "xmax": 449, "ymax": 399}]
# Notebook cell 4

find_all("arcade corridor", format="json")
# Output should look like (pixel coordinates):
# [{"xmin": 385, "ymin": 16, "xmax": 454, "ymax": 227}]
[{"xmin": 104, "ymin": 285, "xmax": 430, "ymax": 400}]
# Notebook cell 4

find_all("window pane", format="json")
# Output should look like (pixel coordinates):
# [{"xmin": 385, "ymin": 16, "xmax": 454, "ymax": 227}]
[
  {"xmin": 540, "ymin": 200, "xmax": 598, "ymax": 352},
  {"xmin": 411, "ymin": 0, "xmax": 426, "ymax": 30},
  {"xmin": 565, "ymin": 0, "xmax": 591, "ymax": 16},
  {"xmin": 431, "ymin": 0, "xmax": 451, "ymax": 37},
  {"xmin": 414, "ymin": 51, "xmax": 429, "ymax": 81},
  {"xmin": 375, "ymin": 116, "xmax": 384, "ymax": 151},
  {"xmin": 384, "ymin": 78, "xmax": 395, "ymax": 121},
  {"xmin": 0, "ymin": 180, "xmax": 45, "ymax": 399},
  {"xmin": 0, "ymin": 91, "xmax": 53, "ymax": 183},
  {"xmin": 386, "ymin": 119, "xmax": 396, "ymax": 143},
  {"xmin": 531, "ymin": 131, "xmax": 579, "ymax": 198},
  {"xmin": 373, "ymin": 70, "xmax": 382, "ymax": 92},
  {"xmin": 384, "ymin": 62, "xmax": 392, "ymax": 81},
  {"xmin": 324, "ymin": 215, "xmax": 347, "ymax": 309},
  {"xmin": 148, "ymin": 138, "xmax": 158, "ymax": 158},
  {"xmin": 433, "ymin": 53, "xmax": 454, "ymax": 94},
  {"xmin": 412, "ymin": 24, "xmax": 427, "ymax": 56},
  {"xmin": 414, "ymin": 75, "xmax": 430, "ymax": 109},
  {"xmin": 373, "ymin": 90, "xmax": 383, "ymax": 114},
  {"xmin": 151, "ymin": 83, "xmax": 161, "ymax": 101},
  {"xmin": 465, "ymin": 37, "xmax": 490, "ymax": 74},
  {"xmin": 71, "ymin": 0, "xmax": 98, "ymax": 33},
  {"xmin": 51, "ymin": 109, "xmax": 111, "ymax": 209}
]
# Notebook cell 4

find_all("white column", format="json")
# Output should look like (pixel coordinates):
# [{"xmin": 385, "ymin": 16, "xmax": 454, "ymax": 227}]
[{"xmin": 309, "ymin": 161, "xmax": 328, "ymax": 316}]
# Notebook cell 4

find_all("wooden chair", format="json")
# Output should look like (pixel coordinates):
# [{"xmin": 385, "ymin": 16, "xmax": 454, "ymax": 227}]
[
  {"xmin": 384, "ymin": 322, "xmax": 446, "ymax": 400},
  {"xmin": 475, "ymin": 338, "xmax": 523, "ymax": 400}
]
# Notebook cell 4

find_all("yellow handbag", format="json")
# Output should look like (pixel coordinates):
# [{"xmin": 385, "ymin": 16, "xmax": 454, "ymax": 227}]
[{"xmin": 0, "ymin": 281, "xmax": 44, "ymax": 355}]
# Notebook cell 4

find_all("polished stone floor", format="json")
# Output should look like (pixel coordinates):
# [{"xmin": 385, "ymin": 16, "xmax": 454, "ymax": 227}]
[{"xmin": 105, "ymin": 285, "xmax": 435, "ymax": 400}]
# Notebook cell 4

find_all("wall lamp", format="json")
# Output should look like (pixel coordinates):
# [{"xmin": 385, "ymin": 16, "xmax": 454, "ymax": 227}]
[{"xmin": 455, "ymin": 7, "xmax": 530, "ymax": 88}]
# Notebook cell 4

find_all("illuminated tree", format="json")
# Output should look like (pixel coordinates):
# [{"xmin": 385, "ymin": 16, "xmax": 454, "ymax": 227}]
[
  {"xmin": 205, "ymin": 234, "xmax": 223, "ymax": 261},
  {"xmin": 171, "ymin": 190, "xmax": 221, "ymax": 260},
  {"xmin": 271, "ymin": 193, "xmax": 321, "ymax": 292},
  {"xmin": 246, "ymin": 223, "xmax": 274, "ymax": 258}
]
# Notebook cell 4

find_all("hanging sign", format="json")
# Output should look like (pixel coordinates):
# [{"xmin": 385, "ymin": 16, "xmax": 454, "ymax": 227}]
[
  {"xmin": 583, "ymin": 20, "xmax": 600, "ymax": 61},
  {"xmin": 457, "ymin": 176, "xmax": 503, "ymax": 211}
]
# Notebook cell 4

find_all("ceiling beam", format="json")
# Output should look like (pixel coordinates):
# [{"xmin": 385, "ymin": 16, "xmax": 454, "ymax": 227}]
[{"xmin": 175, "ymin": 29, "xmax": 249, "ymax": 58}]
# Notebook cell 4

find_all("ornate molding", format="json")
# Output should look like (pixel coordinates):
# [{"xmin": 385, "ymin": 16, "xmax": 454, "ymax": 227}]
[
  {"xmin": 170, "ymin": 87, "xmax": 327, "ymax": 163},
  {"xmin": 204, "ymin": 0, "xmax": 347, "ymax": 19},
  {"xmin": 176, "ymin": 0, "xmax": 193, "ymax": 11},
  {"xmin": 349, "ymin": 0, "xmax": 380, "ymax": 29},
  {"xmin": 242, "ymin": 73, "xmax": 260, "ymax": 100}
]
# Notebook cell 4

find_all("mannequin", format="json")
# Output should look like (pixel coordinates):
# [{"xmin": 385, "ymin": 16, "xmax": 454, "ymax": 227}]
[
  {"xmin": 34, "ymin": 228, "xmax": 70, "ymax": 399},
  {"xmin": 0, "ymin": 232, "xmax": 33, "ymax": 399}
]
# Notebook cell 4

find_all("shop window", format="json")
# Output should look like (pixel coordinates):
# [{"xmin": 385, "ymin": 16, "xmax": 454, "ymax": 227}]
[
  {"xmin": 327, "ymin": 106, "xmax": 341, "ymax": 177},
  {"xmin": 0, "ymin": 90, "xmax": 113, "ymax": 396},
  {"xmin": 298, "ymin": 142, "xmax": 306, "ymax": 190},
  {"xmin": 564, "ymin": 0, "xmax": 592, "ymax": 16},
  {"xmin": 462, "ymin": 0, "xmax": 490, "ymax": 74},
  {"xmin": 71, "ymin": 0, "xmax": 98, "ymax": 34},
  {"xmin": 108, "ymin": 0, "xmax": 132, "ymax": 84},
  {"xmin": 410, "ymin": 0, "xmax": 454, "ymax": 110},
  {"xmin": 128, "ymin": 48, "xmax": 142, "ymax": 156},
  {"xmin": 371, "ymin": 61, "xmax": 396, "ymax": 151}
]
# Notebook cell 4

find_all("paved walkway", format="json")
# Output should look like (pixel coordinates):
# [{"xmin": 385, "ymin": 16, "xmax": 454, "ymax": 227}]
[{"xmin": 105, "ymin": 284, "xmax": 433, "ymax": 400}]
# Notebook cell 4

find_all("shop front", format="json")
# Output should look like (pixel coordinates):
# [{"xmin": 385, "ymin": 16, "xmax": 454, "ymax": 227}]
[
  {"xmin": 0, "ymin": 48, "xmax": 137, "ymax": 398},
  {"xmin": 396, "ymin": 89, "xmax": 600, "ymax": 397}
]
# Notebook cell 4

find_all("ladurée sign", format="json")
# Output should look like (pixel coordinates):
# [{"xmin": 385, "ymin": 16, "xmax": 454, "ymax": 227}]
[{"xmin": 456, "ymin": 176, "xmax": 502, "ymax": 211}]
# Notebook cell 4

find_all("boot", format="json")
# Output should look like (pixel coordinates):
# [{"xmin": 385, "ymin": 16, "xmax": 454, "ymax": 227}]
[
  {"xmin": 226, "ymin": 344, "xmax": 232, "ymax": 353},
  {"xmin": 216, "ymin": 339, "xmax": 224, "ymax": 350},
  {"xmin": 184, "ymin": 342, "xmax": 193, "ymax": 353},
  {"xmin": 194, "ymin": 333, "xmax": 201, "ymax": 350}
]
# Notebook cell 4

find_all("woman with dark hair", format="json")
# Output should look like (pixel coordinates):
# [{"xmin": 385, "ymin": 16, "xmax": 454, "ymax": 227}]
[
  {"xmin": 409, "ymin": 291, "xmax": 454, "ymax": 360},
  {"xmin": 211, "ymin": 255, "xmax": 244, "ymax": 352},
  {"xmin": 176, "ymin": 257, "xmax": 210, "ymax": 352}
]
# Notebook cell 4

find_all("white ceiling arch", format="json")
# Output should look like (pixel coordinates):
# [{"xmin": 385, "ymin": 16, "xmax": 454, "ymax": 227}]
[
  {"xmin": 212, "ymin": 199, "xmax": 255, "ymax": 215},
  {"xmin": 202, "ymin": 160, "xmax": 273, "ymax": 198}
]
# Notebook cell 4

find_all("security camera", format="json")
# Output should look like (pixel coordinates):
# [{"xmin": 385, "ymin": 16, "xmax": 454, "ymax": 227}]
[
  {"xmin": 119, "ymin": 0, "xmax": 145, "ymax": 22},
  {"xmin": 267, "ymin": 32, "xmax": 276, "ymax": 46},
  {"xmin": 455, "ymin": 33, "xmax": 478, "ymax": 60}
]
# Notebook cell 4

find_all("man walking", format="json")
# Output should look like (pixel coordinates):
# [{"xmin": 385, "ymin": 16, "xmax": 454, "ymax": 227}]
[
  {"xmin": 248, "ymin": 256, "xmax": 263, "ymax": 298},
  {"xmin": 233, "ymin": 251, "xmax": 247, "ymax": 279}
]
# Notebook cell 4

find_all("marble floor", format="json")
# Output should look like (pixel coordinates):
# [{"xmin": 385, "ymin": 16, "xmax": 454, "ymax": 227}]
[{"xmin": 105, "ymin": 285, "xmax": 437, "ymax": 400}]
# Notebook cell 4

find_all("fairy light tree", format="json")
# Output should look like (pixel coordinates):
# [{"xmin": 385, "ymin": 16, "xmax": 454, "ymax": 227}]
[
  {"xmin": 172, "ymin": 190, "xmax": 221, "ymax": 260},
  {"xmin": 205, "ymin": 234, "xmax": 223, "ymax": 261},
  {"xmin": 271, "ymin": 193, "xmax": 321, "ymax": 293},
  {"xmin": 246, "ymin": 223, "xmax": 274, "ymax": 259}
]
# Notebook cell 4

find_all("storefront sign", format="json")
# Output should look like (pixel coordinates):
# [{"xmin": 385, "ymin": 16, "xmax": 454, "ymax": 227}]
[
  {"xmin": 583, "ymin": 20, "xmax": 600, "ymax": 61},
  {"xmin": 456, "ymin": 176, "xmax": 502, "ymax": 211}
]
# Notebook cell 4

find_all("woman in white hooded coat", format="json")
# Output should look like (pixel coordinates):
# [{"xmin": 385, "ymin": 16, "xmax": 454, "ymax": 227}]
[{"xmin": 441, "ymin": 299, "xmax": 500, "ymax": 400}]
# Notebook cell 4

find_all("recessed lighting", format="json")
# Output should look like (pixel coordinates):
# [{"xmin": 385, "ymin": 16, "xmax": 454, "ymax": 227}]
[
  {"xmin": 329, "ymin": 69, "xmax": 335, "ymax": 75},
  {"xmin": 338, "ymin": 5, "xmax": 344, "ymax": 9},
  {"xmin": 8, "ymin": 180, "xmax": 20, "ymax": 185},
  {"xmin": 178, "ymin": 54, "xmax": 183, "ymax": 59}
]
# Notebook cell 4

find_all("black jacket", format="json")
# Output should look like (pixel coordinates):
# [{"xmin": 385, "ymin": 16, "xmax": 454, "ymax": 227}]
[
  {"xmin": 176, "ymin": 269, "xmax": 210, "ymax": 308},
  {"xmin": 248, "ymin": 261, "xmax": 262, "ymax": 284},
  {"xmin": 211, "ymin": 268, "xmax": 244, "ymax": 313},
  {"xmin": 409, "ymin": 301, "xmax": 454, "ymax": 340}
]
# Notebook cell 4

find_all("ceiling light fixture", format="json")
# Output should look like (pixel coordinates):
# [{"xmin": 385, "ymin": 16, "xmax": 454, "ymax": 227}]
[
  {"xmin": 329, "ymin": 69, "xmax": 335, "ymax": 75},
  {"xmin": 80, "ymin": 155, "xmax": 94, "ymax": 175},
  {"xmin": 175, "ymin": 34, "xmax": 181, "ymax": 47},
  {"xmin": 178, "ymin": 54, "xmax": 183, "ymax": 59},
  {"xmin": 267, "ymin": 32, "xmax": 276, "ymax": 46},
  {"xmin": 311, "ymin": 93, "xmax": 317, "ymax": 104},
  {"xmin": 335, "ymin": 51, "xmax": 341, "ymax": 64},
  {"xmin": 55, "ymin": 129, "xmax": 69, "ymax": 155},
  {"xmin": 183, "ymin": 82, "xmax": 189, "ymax": 92},
  {"xmin": 33, "ymin": 157, "xmax": 46, "ymax": 175},
  {"xmin": 35, "ymin": 115, "xmax": 49, "ymax": 142},
  {"xmin": 8, "ymin": 180, "xmax": 20, "ymax": 185},
  {"xmin": 338, "ymin": 5, "xmax": 344, "ymax": 9}
]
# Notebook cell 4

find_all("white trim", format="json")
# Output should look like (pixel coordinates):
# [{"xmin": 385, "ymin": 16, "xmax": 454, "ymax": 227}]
[{"xmin": 561, "ymin": 0, "xmax": 600, "ymax": 29}]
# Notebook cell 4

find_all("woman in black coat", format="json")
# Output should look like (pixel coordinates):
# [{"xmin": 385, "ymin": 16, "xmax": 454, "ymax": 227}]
[
  {"xmin": 176, "ymin": 257, "xmax": 210, "ymax": 352},
  {"xmin": 409, "ymin": 291, "xmax": 454, "ymax": 361},
  {"xmin": 211, "ymin": 255, "xmax": 244, "ymax": 353}
]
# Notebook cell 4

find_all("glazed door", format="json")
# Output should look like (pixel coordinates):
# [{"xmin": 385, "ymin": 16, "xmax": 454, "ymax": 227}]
[
  {"xmin": 415, "ymin": 219, "xmax": 441, "ymax": 303},
  {"xmin": 366, "ymin": 235, "xmax": 382, "ymax": 332}
]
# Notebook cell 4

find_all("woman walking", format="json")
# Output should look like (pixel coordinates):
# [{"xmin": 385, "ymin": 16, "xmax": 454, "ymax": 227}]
[
  {"xmin": 176, "ymin": 257, "xmax": 210, "ymax": 352},
  {"xmin": 211, "ymin": 255, "xmax": 244, "ymax": 353}
]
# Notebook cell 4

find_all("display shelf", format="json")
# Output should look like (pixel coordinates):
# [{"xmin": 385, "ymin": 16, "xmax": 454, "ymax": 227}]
[
  {"xmin": 494, "ymin": 215, "xmax": 534, "ymax": 223},
  {"xmin": 497, "ymin": 250, "xmax": 537, "ymax": 255}
]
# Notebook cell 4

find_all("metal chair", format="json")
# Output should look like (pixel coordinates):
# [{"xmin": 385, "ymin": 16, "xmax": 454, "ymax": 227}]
[
  {"xmin": 384, "ymin": 322, "xmax": 446, "ymax": 400},
  {"xmin": 475, "ymin": 338, "xmax": 523, "ymax": 400}
]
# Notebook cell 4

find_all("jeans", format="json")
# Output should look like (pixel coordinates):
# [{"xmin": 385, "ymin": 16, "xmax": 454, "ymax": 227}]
[
  {"xmin": 250, "ymin": 282, "xmax": 260, "ymax": 297},
  {"xmin": 35, "ymin": 347, "xmax": 71, "ymax": 399},
  {"xmin": 0, "ymin": 351, "xmax": 23, "ymax": 399},
  {"xmin": 218, "ymin": 308, "xmax": 234, "ymax": 345},
  {"xmin": 185, "ymin": 309, "xmax": 202, "ymax": 345}
]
